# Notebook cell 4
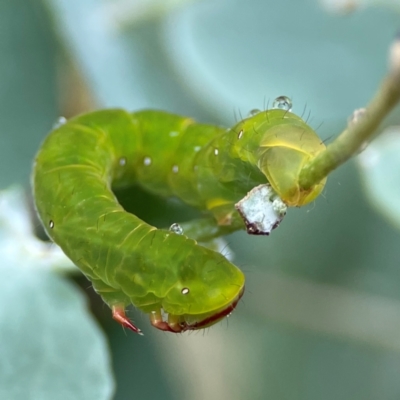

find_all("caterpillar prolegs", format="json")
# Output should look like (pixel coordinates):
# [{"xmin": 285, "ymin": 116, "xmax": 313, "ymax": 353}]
[{"xmin": 32, "ymin": 97, "xmax": 326, "ymax": 334}]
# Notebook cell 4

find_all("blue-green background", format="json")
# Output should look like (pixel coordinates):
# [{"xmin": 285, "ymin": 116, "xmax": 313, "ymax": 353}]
[{"xmin": 2, "ymin": 0, "xmax": 400, "ymax": 399}]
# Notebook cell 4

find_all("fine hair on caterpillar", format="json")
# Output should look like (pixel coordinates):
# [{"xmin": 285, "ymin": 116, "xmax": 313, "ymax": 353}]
[{"xmin": 32, "ymin": 96, "xmax": 326, "ymax": 335}]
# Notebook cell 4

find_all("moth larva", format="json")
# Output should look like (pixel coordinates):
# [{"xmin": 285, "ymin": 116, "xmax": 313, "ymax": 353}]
[{"xmin": 32, "ymin": 99, "xmax": 325, "ymax": 334}]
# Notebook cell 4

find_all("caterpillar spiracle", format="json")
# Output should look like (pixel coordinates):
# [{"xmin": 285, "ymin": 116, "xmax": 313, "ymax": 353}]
[{"xmin": 32, "ymin": 97, "xmax": 326, "ymax": 334}]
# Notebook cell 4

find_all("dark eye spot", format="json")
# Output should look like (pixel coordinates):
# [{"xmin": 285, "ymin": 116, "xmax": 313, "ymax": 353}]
[
  {"xmin": 181, "ymin": 288, "xmax": 190, "ymax": 295},
  {"xmin": 49, "ymin": 220, "xmax": 54, "ymax": 229}
]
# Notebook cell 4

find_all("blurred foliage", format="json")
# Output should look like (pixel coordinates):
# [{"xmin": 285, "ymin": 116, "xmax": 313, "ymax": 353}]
[
  {"xmin": 2, "ymin": 0, "xmax": 400, "ymax": 399},
  {"xmin": 358, "ymin": 127, "xmax": 400, "ymax": 230},
  {"xmin": 0, "ymin": 258, "xmax": 114, "ymax": 400}
]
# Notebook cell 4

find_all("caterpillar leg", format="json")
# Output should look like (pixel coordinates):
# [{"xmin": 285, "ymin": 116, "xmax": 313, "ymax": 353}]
[
  {"xmin": 149, "ymin": 309, "xmax": 182, "ymax": 333},
  {"xmin": 90, "ymin": 277, "xmax": 144, "ymax": 335},
  {"xmin": 112, "ymin": 305, "xmax": 143, "ymax": 336}
]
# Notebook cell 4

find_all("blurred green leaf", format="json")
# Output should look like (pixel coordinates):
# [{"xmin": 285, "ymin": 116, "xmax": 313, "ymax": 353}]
[
  {"xmin": 0, "ymin": 186, "xmax": 75, "ymax": 272},
  {"xmin": 358, "ymin": 127, "xmax": 400, "ymax": 229},
  {"xmin": 0, "ymin": 188, "xmax": 112, "ymax": 399},
  {"xmin": 0, "ymin": 265, "xmax": 114, "ymax": 400}
]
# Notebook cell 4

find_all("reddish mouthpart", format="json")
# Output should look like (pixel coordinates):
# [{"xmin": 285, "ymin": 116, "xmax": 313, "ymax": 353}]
[
  {"xmin": 113, "ymin": 286, "xmax": 245, "ymax": 335},
  {"xmin": 182, "ymin": 286, "xmax": 245, "ymax": 331}
]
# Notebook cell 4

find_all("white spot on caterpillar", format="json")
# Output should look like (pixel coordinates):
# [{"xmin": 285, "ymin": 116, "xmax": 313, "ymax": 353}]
[
  {"xmin": 49, "ymin": 220, "xmax": 54, "ymax": 229},
  {"xmin": 53, "ymin": 116, "xmax": 67, "ymax": 129},
  {"xmin": 214, "ymin": 148, "xmax": 219, "ymax": 156},
  {"xmin": 169, "ymin": 131, "xmax": 179, "ymax": 137},
  {"xmin": 172, "ymin": 165, "xmax": 179, "ymax": 173},
  {"xmin": 169, "ymin": 223, "xmax": 183, "ymax": 235},
  {"xmin": 237, "ymin": 130, "xmax": 244, "ymax": 139},
  {"xmin": 119, "ymin": 157, "xmax": 126, "ymax": 166},
  {"xmin": 181, "ymin": 288, "xmax": 190, "ymax": 295},
  {"xmin": 194, "ymin": 146, "xmax": 201, "ymax": 152},
  {"xmin": 143, "ymin": 157, "xmax": 152, "ymax": 166}
]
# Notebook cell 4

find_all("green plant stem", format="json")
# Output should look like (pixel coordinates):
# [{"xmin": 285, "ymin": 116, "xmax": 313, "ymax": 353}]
[{"xmin": 298, "ymin": 65, "xmax": 400, "ymax": 191}]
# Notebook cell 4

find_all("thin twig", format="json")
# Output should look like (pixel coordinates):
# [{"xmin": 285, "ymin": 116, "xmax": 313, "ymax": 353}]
[{"xmin": 298, "ymin": 34, "xmax": 400, "ymax": 191}]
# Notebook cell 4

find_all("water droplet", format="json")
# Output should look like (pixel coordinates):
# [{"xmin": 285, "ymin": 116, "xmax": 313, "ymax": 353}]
[
  {"xmin": 248, "ymin": 109, "xmax": 261, "ymax": 116},
  {"xmin": 53, "ymin": 116, "xmax": 67, "ymax": 129},
  {"xmin": 169, "ymin": 223, "xmax": 183, "ymax": 235},
  {"xmin": 214, "ymin": 148, "xmax": 219, "ymax": 156},
  {"xmin": 49, "ymin": 220, "xmax": 54, "ymax": 229},
  {"xmin": 181, "ymin": 288, "xmax": 190, "ymax": 295},
  {"xmin": 272, "ymin": 96, "xmax": 292, "ymax": 111},
  {"xmin": 143, "ymin": 157, "xmax": 152, "ymax": 166},
  {"xmin": 237, "ymin": 129, "xmax": 244, "ymax": 139},
  {"xmin": 119, "ymin": 157, "xmax": 126, "ymax": 166}
]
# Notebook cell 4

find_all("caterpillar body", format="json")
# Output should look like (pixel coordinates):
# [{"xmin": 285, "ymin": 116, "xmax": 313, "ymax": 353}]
[{"xmin": 32, "ymin": 99, "xmax": 326, "ymax": 334}]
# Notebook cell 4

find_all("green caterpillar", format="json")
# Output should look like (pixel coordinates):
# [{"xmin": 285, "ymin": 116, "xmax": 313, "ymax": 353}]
[{"xmin": 32, "ymin": 97, "xmax": 326, "ymax": 334}]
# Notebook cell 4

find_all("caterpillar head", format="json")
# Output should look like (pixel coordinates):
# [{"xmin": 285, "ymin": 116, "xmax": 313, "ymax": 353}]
[
  {"xmin": 240, "ymin": 100, "xmax": 326, "ymax": 206},
  {"xmin": 150, "ymin": 246, "xmax": 245, "ymax": 332}
]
